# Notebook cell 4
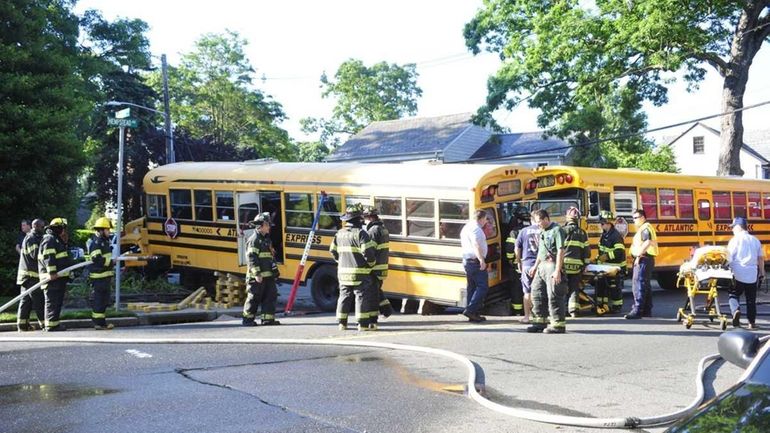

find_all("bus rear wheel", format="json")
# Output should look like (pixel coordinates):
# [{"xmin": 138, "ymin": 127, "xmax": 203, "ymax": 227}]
[
  {"xmin": 310, "ymin": 265, "xmax": 339, "ymax": 312},
  {"xmin": 656, "ymin": 271, "xmax": 679, "ymax": 291}
]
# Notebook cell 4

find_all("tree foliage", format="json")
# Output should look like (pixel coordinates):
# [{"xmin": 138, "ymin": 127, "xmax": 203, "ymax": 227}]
[
  {"xmin": 150, "ymin": 30, "xmax": 295, "ymax": 160},
  {"xmin": 0, "ymin": 0, "xmax": 89, "ymax": 293},
  {"xmin": 465, "ymin": 0, "xmax": 770, "ymax": 174},
  {"xmin": 301, "ymin": 59, "xmax": 422, "ymax": 147}
]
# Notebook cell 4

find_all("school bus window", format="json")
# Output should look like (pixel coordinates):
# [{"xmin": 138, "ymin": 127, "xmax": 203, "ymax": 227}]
[
  {"xmin": 678, "ymin": 190, "xmax": 694, "ymax": 219},
  {"xmin": 147, "ymin": 194, "xmax": 166, "ymax": 218},
  {"xmin": 713, "ymin": 191, "xmax": 731, "ymax": 220},
  {"xmin": 375, "ymin": 197, "xmax": 403, "ymax": 236},
  {"xmin": 497, "ymin": 180, "xmax": 521, "ymax": 196},
  {"xmin": 318, "ymin": 193, "xmax": 341, "ymax": 230},
  {"xmin": 439, "ymin": 200, "xmax": 468, "ymax": 239},
  {"xmin": 482, "ymin": 208, "xmax": 498, "ymax": 239},
  {"xmin": 748, "ymin": 192, "xmax": 762, "ymax": 218},
  {"xmin": 658, "ymin": 188, "xmax": 676, "ymax": 218},
  {"xmin": 170, "ymin": 189, "xmax": 192, "ymax": 220},
  {"xmin": 285, "ymin": 193, "xmax": 313, "ymax": 228},
  {"xmin": 698, "ymin": 200, "xmax": 711, "ymax": 220},
  {"xmin": 763, "ymin": 193, "xmax": 770, "ymax": 219},
  {"xmin": 345, "ymin": 195, "xmax": 371, "ymax": 207},
  {"xmin": 732, "ymin": 191, "xmax": 747, "ymax": 218},
  {"xmin": 639, "ymin": 188, "xmax": 658, "ymax": 220},
  {"xmin": 215, "ymin": 191, "xmax": 235, "ymax": 221},
  {"xmin": 194, "ymin": 190, "xmax": 213, "ymax": 221},
  {"xmin": 406, "ymin": 198, "xmax": 435, "ymax": 238}
]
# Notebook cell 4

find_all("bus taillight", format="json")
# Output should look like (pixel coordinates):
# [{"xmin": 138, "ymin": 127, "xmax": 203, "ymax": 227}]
[
  {"xmin": 565, "ymin": 174, "xmax": 573, "ymax": 183},
  {"xmin": 556, "ymin": 174, "xmax": 565, "ymax": 184}
]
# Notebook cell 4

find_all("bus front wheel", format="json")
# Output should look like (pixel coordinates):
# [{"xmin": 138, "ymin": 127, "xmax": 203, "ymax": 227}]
[
  {"xmin": 656, "ymin": 271, "xmax": 679, "ymax": 291},
  {"xmin": 310, "ymin": 265, "xmax": 339, "ymax": 312}
]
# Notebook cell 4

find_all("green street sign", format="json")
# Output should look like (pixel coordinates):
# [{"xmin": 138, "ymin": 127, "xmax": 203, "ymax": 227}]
[
  {"xmin": 107, "ymin": 117, "xmax": 138, "ymax": 128},
  {"xmin": 115, "ymin": 107, "xmax": 131, "ymax": 118}
]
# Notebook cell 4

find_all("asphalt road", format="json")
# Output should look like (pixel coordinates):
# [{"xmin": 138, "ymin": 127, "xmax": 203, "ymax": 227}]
[{"xmin": 2, "ymin": 287, "xmax": 770, "ymax": 433}]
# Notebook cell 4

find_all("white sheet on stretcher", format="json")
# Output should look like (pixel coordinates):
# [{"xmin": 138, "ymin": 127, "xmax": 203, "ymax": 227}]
[
  {"xmin": 694, "ymin": 268, "xmax": 733, "ymax": 282},
  {"xmin": 584, "ymin": 264, "xmax": 621, "ymax": 275}
]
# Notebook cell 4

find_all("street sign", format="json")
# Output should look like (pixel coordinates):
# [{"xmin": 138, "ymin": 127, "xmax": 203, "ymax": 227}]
[
  {"xmin": 107, "ymin": 117, "xmax": 138, "ymax": 128},
  {"xmin": 115, "ymin": 107, "xmax": 131, "ymax": 118},
  {"xmin": 164, "ymin": 217, "xmax": 179, "ymax": 239}
]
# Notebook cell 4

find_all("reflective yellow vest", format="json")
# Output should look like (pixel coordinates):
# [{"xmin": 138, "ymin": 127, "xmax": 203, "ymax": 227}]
[{"xmin": 630, "ymin": 221, "xmax": 658, "ymax": 257}]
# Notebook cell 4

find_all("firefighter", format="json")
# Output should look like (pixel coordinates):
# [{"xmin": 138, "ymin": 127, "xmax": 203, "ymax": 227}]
[
  {"xmin": 16, "ymin": 218, "xmax": 46, "ymax": 331},
  {"xmin": 242, "ymin": 212, "xmax": 281, "ymax": 326},
  {"xmin": 87, "ymin": 217, "xmax": 115, "ymax": 330},
  {"xmin": 564, "ymin": 207, "xmax": 591, "ymax": 317},
  {"xmin": 597, "ymin": 211, "xmax": 627, "ymax": 313},
  {"xmin": 363, "ymin": 206, "xmax": 393, "ymax": 319},
  {"xmin": 330, "ymin": 203, "xmax": 377, "ymax": 331},
  {"xmin": 504, "ymin": 208, "xmax": 528, "ymax": 316},
  {"xmin": 38, "ymin": 217, "xmax": 72, "ymax": 332}
]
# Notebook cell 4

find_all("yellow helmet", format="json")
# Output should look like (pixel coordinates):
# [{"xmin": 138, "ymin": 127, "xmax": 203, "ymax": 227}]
[
  {"xmin": 47, "ymin": 217, "xmax": 68, "ymax": 228},
  {"xmin": 93, "ymin": 217, "xmax": 112, "ymax": 230}
]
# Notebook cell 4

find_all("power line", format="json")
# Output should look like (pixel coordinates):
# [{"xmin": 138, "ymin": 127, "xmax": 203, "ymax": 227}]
[{"xmin": 462, "ymin": 98, "xmax": 770, "ymax": 162}]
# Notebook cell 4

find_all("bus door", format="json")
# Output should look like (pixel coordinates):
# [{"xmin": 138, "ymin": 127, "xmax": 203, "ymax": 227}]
[
  {"xmin": 235, "ymin": 192, "xmax": 260, "ymax": 266},
  {"xmin": 260, "ymin": 191, "xmax": 283, "ymax": 263},
  {"xmin": 694, "ymin": 189, "xmax": 714, "ymax": 246}
]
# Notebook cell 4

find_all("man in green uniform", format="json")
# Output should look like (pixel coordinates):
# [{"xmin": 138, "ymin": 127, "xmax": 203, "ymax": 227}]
[
  {"xmin": 87, "ymin": 217, "xmax": 115, "ymax": 330},
  {"xmin": 526, "ymin": 209, "xmax": 568, "ymax": 334},
  {"xmin": 242, "ymin": 212, "xmax": 281, "ymax": 326}
]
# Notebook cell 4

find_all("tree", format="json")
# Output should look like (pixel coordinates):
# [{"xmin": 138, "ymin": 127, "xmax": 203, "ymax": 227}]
[
  {"xmin": 464, "ymin": 0, "xmax": 770, "ymax": 175},
  {"xmin": 150, "ymin": 31, "xmax": 295, "ymax": 160},
  {"xmin": 301, "ymin": 59, "xmax": 422, "ymax": 147},
  {"xmin": 0, "ymin": 0, "xmax": 88, "ymax": 293}
]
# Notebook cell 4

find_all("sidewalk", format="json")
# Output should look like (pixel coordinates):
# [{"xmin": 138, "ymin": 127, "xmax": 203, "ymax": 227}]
[{"xmin": 0, "ymin": 282, "xmax": 318, "ymax": 332}]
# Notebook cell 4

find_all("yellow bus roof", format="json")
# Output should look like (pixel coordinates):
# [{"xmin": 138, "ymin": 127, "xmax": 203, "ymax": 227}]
[
  {"xmin": 535, "ymin": 166, "xmax": 770, "ymax": 189},
  {"xmin": 145, "ymin": 161, "xmax": 516, "ymax": 190}
]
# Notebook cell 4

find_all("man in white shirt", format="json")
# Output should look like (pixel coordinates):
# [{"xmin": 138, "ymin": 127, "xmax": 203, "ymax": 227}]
[
  {"xmin": 460, "ymin": 209, "xmax": 489, "ymax": 322},
  {"xmin": 727, "ymin": 216, "xmax": 765, "ymax": 329}
]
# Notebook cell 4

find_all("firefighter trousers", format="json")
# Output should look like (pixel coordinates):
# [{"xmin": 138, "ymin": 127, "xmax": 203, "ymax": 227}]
[
  {"xmin": 510, "ymin": 270, "xmax": 524, "ymax": 315},
  {"xmin": 373, "ymin": 277, "xmax": 394, "ymax": 317},
  {"xmin": 566, "ymin": 273, "xmax": 584, "ymax": 315},
  {"xmin": 44, "ymin": 279, "xmax": 67, "ymax": 329},
  {"xmin": 91, "ymin": 278, "xmax": 111, "ymax": 326},
  {"xmin": 530, "ymin": 261, "xmax": 567, "ymax": 330},
  {"xmin": 595, "ymin": 272, "xmax": 624, "ymax": 312},
  {"xmin": 336, "ymin": 277, "xmax": 377, "ymax": 326},
  {"xmin": 243, "ymin": 277, "xmax": 278, "ymax": 322},
  {"xmin": 17, "ymin": 279, "xmax": 44, "ymax": 327}
]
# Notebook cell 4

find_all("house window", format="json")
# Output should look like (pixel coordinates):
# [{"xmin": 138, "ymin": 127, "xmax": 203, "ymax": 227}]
[{"xmin": 693, "ymin": 136, "xmax": 704, "ymax": 154}]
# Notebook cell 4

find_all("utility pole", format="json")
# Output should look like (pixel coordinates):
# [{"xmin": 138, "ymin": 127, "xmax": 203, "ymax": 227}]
[{"xmin": 161, "ymin": 54, "xmax": 175, "ymax": 163}]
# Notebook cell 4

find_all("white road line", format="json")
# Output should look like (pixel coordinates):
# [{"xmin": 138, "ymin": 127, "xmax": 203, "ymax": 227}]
[{"xmin": 125, "ymin": 349, "xmax": 153, "ymax": 358}]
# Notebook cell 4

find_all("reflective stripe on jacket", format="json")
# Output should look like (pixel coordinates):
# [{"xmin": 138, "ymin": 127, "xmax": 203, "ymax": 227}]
[
  {"xmin": 330, "ymin": 225, "xmax": 376, "ymax": 285},
  {"xmin": 598, "ymin": 226, "xmax": 626, "ymax": 270},
  {"xmin": 87, "ymin": 234, "xmax": 114, "ymax": 279},
  {"xmin": 246, "ymin": 232, "xmax": 275, "ymax": 279},
  {"xmin": 563, "ymin": 222, "xmax": 590, "ymax": 275},
  {"xmin": 366, "ymin": 220, "xmax": 389, "ymax": 280},
  {"xmin": 38, "ymin": 231, "xmax": 72, "ymax": 286}
]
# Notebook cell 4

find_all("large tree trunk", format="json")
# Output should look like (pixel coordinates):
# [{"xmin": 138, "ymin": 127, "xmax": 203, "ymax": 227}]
[{"xmin": 716, "ymin": 4, "xmax": 767, "ymax": 176}]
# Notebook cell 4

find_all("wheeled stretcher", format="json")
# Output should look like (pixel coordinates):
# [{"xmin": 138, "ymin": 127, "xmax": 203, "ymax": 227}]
[
  {"xmin": 676, "ymin": 246, "xmax": 732, "ymax": 330},
  {"xmin": 577, "ymin": 264, "xmax": 623, "ymax": 316}
]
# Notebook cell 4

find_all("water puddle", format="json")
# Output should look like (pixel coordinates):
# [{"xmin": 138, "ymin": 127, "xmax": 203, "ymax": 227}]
[{"xmin": 0, "ymin": 384, "xmax": 119, "ymax": 405}]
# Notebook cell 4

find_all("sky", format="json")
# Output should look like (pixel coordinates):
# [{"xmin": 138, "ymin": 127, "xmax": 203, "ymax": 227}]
[{"xmin": 74, "ymin": 0, "xmax": 770, "ymax": 145}]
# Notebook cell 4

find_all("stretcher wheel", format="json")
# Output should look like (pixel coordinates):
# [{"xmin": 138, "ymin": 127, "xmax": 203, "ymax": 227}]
[
  {"xmin": 684, "ymin": 317, "xmax": 693, "ymax": 329},
  {"xmin": 709, "ymin": 317, "xmax": 714, "ymax": 322},
  {"xmin": 676, "ymin": 310, "xmax": 683, "ymax": 322}
]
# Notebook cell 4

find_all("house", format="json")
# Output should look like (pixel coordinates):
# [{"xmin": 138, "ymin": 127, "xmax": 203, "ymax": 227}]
[
  {"xmin": 665, "ymin": 122, "xmax": 770, "ymax": 179},
  {"xmin": 326, "ymin": 113, "xmax": 572, "ymax": 166}
]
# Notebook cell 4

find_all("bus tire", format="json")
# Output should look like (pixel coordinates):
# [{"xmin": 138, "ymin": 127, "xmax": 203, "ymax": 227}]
[
  {"xmin": 310, "ymin": 265, "xmax": 339, "ymax": 312},
  {"xmin": 656, "ymin": 271, "xmax": 679, "ymax": 291}
]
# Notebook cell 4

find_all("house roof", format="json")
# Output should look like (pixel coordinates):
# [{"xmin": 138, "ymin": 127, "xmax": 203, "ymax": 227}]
[
  {"xmin": 326, "ymin": 113, "xmax": 480, "ymax": 162},
  {"xmin": 468, "ymin": 131, "xmax": 571, "ymax": 161},
  {"xmin": 743, "ymin": 129, "xmax": 770, "ymax": 161},
  {"xmin": 665, "ymin": 122, "xmax": 770, "ymax": 164}
]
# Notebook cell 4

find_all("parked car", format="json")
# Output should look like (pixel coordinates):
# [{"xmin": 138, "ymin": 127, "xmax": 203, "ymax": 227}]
[{"xmin": 665, "ymin": 331, "xmax": 770, "ymax": 432}]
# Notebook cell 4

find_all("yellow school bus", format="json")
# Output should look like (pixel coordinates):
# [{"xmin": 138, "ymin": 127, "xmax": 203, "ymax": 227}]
[
  {"xmin": 122, "ymin": 160, "xmax": 530, "ymax": 311},
  {"xmin": 521, "ymin": 165, "xmax": 770, "ymax": 289}
]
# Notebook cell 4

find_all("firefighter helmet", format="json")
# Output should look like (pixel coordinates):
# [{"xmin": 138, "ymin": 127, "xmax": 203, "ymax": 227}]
[
  {"xmin": 599, "ymin": 210, "xmax": 614, "ymax": 223},
  {"xmin": 93, "ymin": 217, "xmax": 112, "ymax": 230},
  {"xmin": 251, "ymin": 212, "xmax": 271, "ymax": 226},
  {"xmin": 362, "ymin": 205, "xmax": 378, "ymax": 217},
  {"xmin": 341, "ymin": 203, "xmax": 364, "ymax": 221},
  {"xmin": 47, "ymin": 217, "xmax": 68, "ymax": 228}
]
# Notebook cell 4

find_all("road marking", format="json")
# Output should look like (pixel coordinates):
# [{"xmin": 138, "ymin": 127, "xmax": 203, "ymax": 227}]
[{"xmin": 125, "ymin": 349, "xmax": 153, "ymax": 358}]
